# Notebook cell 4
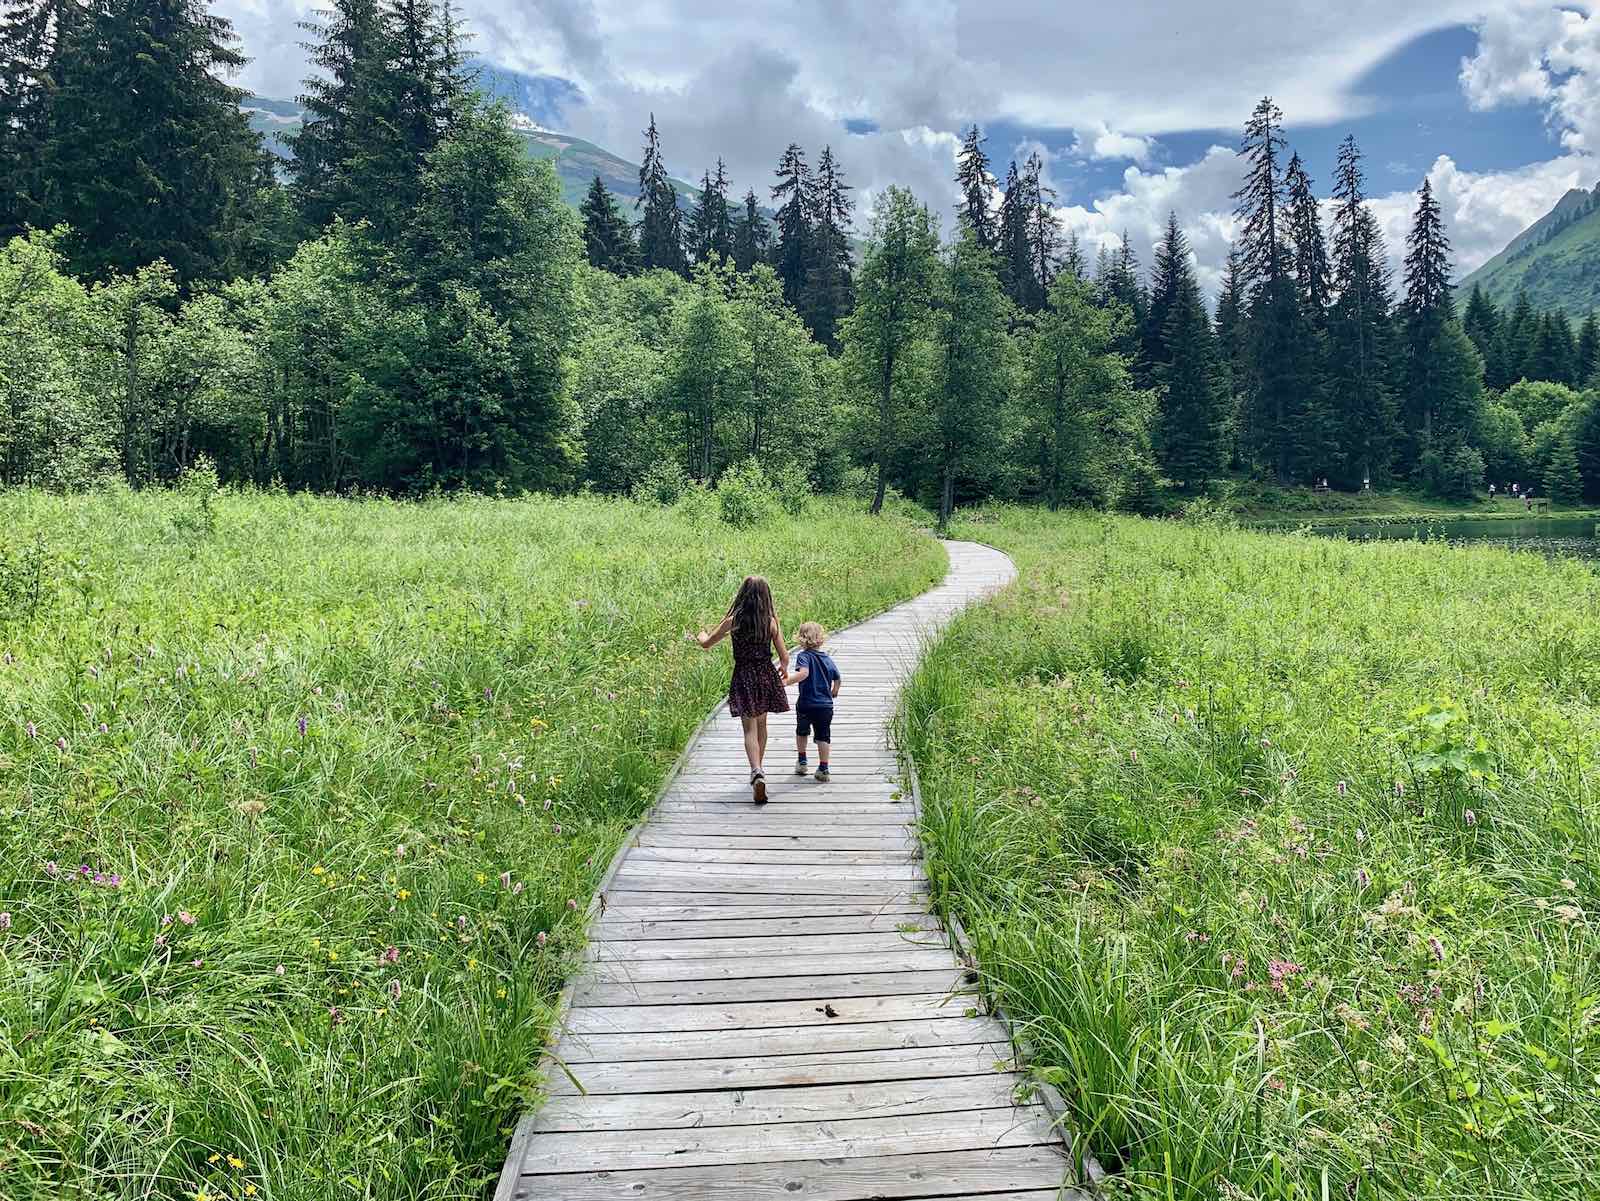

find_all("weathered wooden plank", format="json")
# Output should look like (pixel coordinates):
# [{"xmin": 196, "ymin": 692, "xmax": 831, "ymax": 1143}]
[
  {"xmin": 619, "ymin": 858, "xmax": 924, "ymax": 882},
  {"xmin": 534, "ymin": 1075, "xmax": 1021, "ymax": 1132},
  {"xmin": 543, "ymin": 1043, "xmax": 1016, "ymax": 1095},
  {"xmin": 599, "ymin": 890, "xmax": 926, "ymax": 910},
  {"xmin": 625, "ymin": 846, "xmax": 920, "ymax": 867},
  {"xmin": 592, "ymin": 902, "xmax": 930, "ymax": 923},
  {"xmin": 572, "ymin": 968, "xmax": 968, "ymax": 1007},
  {"xmin": 607, "ymin": 877, "xmax": 926, "ymax": 902},
  {"xmin": 556, "ymin": 1016, "xmax": 1003, "ymax": 1063},
  {"xmin": 633, "ymin": 832, "xmax": 917, "ymax": 851},
  {"xmin": 593, "ymin": 912, "xmax": 939, "ymax": 940},
  {"xmin": 511, "ymin": 1147, "xmax": 1074, "ymax": 1201},
  {"xmin": 519, "ymin": 1105, "xmax": 1056, "ymax": 1173},
  {"xmin": 591, "ymin": 930, "xmax": 948, "ymax": 960},
  {"xmin": 585, "ymin": 948, "xmax": 958, "ymax": 983},
  {"xmin": 564, "ymin": 993, "xmax": 970, "ymax": 1036}
]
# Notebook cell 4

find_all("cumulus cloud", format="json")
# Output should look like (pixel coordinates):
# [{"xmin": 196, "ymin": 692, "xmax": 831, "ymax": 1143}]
[{"xmin": 1460, "ymin": 3, "xmax": 1600, "ymax": 152}]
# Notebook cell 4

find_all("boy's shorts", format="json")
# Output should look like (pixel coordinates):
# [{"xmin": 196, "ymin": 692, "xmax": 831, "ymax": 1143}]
[{"xmin": 796, "ymin": 705, "xmax": 833, "ymax": 743}]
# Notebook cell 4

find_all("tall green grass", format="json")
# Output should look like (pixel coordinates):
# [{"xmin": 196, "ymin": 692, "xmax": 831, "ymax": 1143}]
[
  {"xmin": 905, "ymin": 507, "xmax": 1600, "ymax": 1200},
  {"xmin": 0, "ymin": 487, "xmax": 943, "ymax": 1200}
]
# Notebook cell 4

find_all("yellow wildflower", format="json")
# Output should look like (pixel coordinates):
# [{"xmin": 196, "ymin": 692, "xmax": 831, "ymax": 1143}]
[
  {"xmin": 227, "ymin": 1156, "xmax": 245, "ymax": 1170},
  {"xmin": 208, "ymin": 1153, "xmax": 221, "ymax": 1164},
  {"xmin": 476, "ymin": 873, "xmax": 487, "ymax": 885},
  {"xmin": 311, "ymin": 865, "xmax": 325, "ymax": 876},
  {"xmin": 396, "ymin": 889, "xmax": 410, "ymax": 901}
]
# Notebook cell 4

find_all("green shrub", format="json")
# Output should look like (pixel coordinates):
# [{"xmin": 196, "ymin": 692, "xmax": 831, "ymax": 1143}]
[
  {"xmin": 630, "ymin": 458, "xmax": 692, "ymax": 506},
  {"xmin": 715, "ymin": 459, "xmax": 779, "ymax": 527},
  {"xmin": 170, "ymin": 454, "xmax": 221, "ymax": 537},
  {"xmin": 765, "ymin": 460, "xmax": 812, "ymax": 517}
]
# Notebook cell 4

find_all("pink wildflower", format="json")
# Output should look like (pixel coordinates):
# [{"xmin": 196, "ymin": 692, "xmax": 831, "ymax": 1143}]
[
  {"xmin": 381, "ymin": 946, "xmax": 399, "ymax": 964},
  {"xmin": 1356, "ymin": 868, "xmax": 1371, "ymax": 889},
  {"xmin": 329, "ymin": 1006, "xmax": 343, "ymax": 1026},
  {"xmin": 511, "ymin": 882, "xmax": 524, "ymax": 896},
  {"xmin": 1185, "ymin": 930, "xmax": 1210, "ymax": 944},
  {"xmin": 566, "ymin": 898, "xmax": 578, "ymax": 912},
  {"xmin": 1394, "ymin": 780, "xmax": 1405, "ymax": 797},
  {"xmin": 395, "ymin": 844, "xmax": 406, "ymax": 859},
  {"xmin": 0, "ymin": 912, "xmax": 11, "ymax": 931},
  {"xmin": 389, "ymin": 979, "xmax": 402, "ymax": 1000},
  {"xmin": 25, "ymin": 722, "xmax": 37, "ymax": 739},
  {"xmin": 190, "ymin": 958, "xmax": 204, "ymax": 968},
  {"xmin": 161, "ymin": 913, "xmax": 173, "ymax": 928},
  {"xmin": 275, "ymin": 964, "xmax": 285, "ymax": 977},
  {"xmin": 154, "ymin": 933, "xmax": 168, "ymax": 948},
  {"xmin": 456, "ymin": 915, "xmax": 467, "ymax": 931},
  {"xmin": 498, "ymin": 871, "xmax": 512, "ymax": 888},
  {"xmin": 536, "ymin": 931, "xmax": 548, "ymax": 947},
  {"xmin": 43, "ymin": 861, "xmax": 58, "ymax": 878},
  {"xmin": 1266, "ymin": 959, "xmax": 1303, "ymax": 994},
  {"xmin": 1428, "ymin": 936, "xmax": 1444, "ymax": 962},
  {"xmin": 98, "ymin": 723, "xmax": 108, "ymax": 734},
  {"xmin": 177, "ymin": 911, "xmax": 195, "ymax": 927},
  {"xmin": 1337, "ymin": 779, "xmax": 1347, "ymax": 796},
  {"xmin": 1464, "ymin": 809, "xmax": 1477, "ymax": 827}
]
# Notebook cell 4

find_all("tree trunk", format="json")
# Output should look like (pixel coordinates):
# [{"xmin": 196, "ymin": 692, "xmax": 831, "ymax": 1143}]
[{"xmin": 939, "ymin": 454, "xmax": 954, "ymax": 531}]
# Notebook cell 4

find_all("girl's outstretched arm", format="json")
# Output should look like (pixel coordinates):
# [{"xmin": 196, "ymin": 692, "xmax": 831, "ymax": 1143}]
[
  {"xmin": 783, "ymin": 665, "xmax": 810, "ymax": 687},
  {"xmin": 696, "ymin": 616, "xmax": 732, "ymax": 649},
  {"xmin": 771, "ymin": 617, "xmax": 790, "ymax": 674}
]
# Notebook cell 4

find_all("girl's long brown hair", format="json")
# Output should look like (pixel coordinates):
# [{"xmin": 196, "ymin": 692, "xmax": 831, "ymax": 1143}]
[{"xmin": 727, "ymin": 576, "xmax": 775, "ymax": 639}]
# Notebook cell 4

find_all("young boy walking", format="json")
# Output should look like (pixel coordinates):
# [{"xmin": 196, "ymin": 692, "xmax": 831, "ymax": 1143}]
[{"xmin": 785, "ymin": 622, "xmax": 841, "ymax": 781}]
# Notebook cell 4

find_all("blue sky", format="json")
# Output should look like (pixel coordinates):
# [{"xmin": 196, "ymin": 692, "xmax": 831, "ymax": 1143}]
[{"xmin": 223, "ymin": 1, "xmax": 1600, "ymax": 293}]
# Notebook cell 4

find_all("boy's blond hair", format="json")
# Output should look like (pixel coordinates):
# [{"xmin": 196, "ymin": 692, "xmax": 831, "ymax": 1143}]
[{"xmin": 795, "ymin": 621, "xmax": 826, "ymax": 650}]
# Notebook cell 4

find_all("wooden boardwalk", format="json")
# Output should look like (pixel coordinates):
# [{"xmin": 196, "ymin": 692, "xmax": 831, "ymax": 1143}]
[{"xmin": 496, "ymin": 541, "xmax": 1085, "ymax": 1200}]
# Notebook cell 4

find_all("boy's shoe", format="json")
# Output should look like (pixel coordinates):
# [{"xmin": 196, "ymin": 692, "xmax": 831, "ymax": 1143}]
[
  {"xmin": 814, "ymin": 765, "xmax": 830, "ymax": 783},
  {"xmin": 794, "ymin": 760, "xmax": 809, "ymax": 776},
  {"xmin": 751, "ymin": 771, "xmax": 767, "ymax": 804}
]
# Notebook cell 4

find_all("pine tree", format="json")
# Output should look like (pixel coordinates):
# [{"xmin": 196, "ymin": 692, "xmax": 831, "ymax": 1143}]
[
  {"xmin": 1285, "ymin": 152, "xmax": 1331, "ymax": 321},
  {"xmin": 771, "ymin": 143, "xmax": 813, "ymax": 308},
  {"xmin": 1547, "ymin": 427, "xmax": 1583, "ymax": 503},
  {"xmin": 1213, "ymin": 247, "xmax": 1250, "ymax": 465},
  {"xmin": 1401, "ymin": 176, "xmax": 1456, "ymax": 468},
  {"xmin": 1462, "ymin": 285, "xmax": 1506, "ymax": 389},
  {"xmin": 1140, "ymin": 212, "xmax": 1185, "ymax": 390},
  {"xmin": 1233, "ymin": 97, "xmax": 1312, "ymax": 481},
  {"xmin": 580, "ymin": 174, "xmax": 638, "ymax": 274},
  {"xmin": 802, "ymin": 145, "xmax": 855, "ymax": 349},
  {"xmin": 954, "ymin": 125, "xmax": 997, "ymax": 251},
  {"xmin": 1578, "ymin": 312, "xmax": 1600, "ymax": 387},
  {"xmin": 1503, "ymin": 290, "xmax": 1538, "ymax": 384},
  {"xmin": 34, "ymin": 0, "xmax": 269, "ymax": 282},
  {"xmin": 687, "ymin": 158, "xmax": 733, "ymax": 265},
  {"xmin": 1527, "ymin": 311, "xmax": 1576, "ymax": 386},
  {"xmin": 1152, "ymin": 217, "xmax": 1226, "ymax": 488},
  {"xmin": 997, "ymin": 160, "xmax": 1033, "ymax": 310},
  {"xmin": 1327, "ymin": 135, "xmax": 1395, "ymax": 487},
  {"xmin": 732, "ymin": 189, "xmax": 770, "ymax": 273},
  {"xmin": 1060, "ymin": 230, "xmax": 1086, "ymax": 281},
  {"xmin": 1105, "ymin": 232, "xmax": 1145, "ymax": 361},
  {"xmin": 636, "ymin": 114, "xmax": 686, "ymax": 274},
  {"xmin": 1023, "ymin": 152, "xmax": 1060, "ymax": 311}
]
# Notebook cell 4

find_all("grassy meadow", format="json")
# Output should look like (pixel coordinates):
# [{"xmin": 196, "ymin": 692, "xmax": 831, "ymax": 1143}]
[
  {"xmin": 0, "ymin": 486, "xmax": 944, "ymax": 1200},
  {"xmin": 904, "ymin": 508, "xmax": 1600, "ymax": 1200}
]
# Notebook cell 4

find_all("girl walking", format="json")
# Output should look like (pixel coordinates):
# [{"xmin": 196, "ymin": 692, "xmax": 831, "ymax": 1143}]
[{"xmin": 696, "ymin": 576, "xmax": 790, "ymax": 803}]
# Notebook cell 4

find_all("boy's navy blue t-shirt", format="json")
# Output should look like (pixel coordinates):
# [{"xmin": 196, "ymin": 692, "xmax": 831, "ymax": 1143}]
[{"xmin": 795, "ymin": 649, "xmax": 840, "ymax": 709}]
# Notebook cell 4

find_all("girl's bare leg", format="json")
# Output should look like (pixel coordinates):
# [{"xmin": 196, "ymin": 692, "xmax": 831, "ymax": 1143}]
[
  {"xmin": 756, "ymin": 714, "xmax": 769, "ymax": 764},
  {"xmin": 741, "ymin": 716, "xmax": 761, "ymax": 776}
]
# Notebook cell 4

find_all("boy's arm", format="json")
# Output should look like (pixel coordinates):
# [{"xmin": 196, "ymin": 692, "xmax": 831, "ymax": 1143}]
[
  {"xmin": 830, "ymin": 660, "xmax": 842, "ymax": 698},
  {"xmin": 695, "ymin": 616, "xmax": 732, "ymax": 649}
]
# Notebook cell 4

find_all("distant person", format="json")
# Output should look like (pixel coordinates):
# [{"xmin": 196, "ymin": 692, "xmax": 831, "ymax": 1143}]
[
  {"xmin": 1489, "ymin": 483, "xmax": 1496, "ymax": 499},
  {"xmin": 696, "ymin": 576, "xmax": 790, "ymax": 803},
  {"xmin": 784, "ymin": 622, "xmax": 842, "ymax": 782}
]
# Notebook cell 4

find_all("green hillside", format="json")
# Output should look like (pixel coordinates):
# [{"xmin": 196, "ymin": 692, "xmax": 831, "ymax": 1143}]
[{"xmin": 1459, "ymin": 182, "xmax": 1600, "ymax": 319}]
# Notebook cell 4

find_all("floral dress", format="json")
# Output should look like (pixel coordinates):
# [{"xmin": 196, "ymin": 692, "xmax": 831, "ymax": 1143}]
[{"xmin": 727, "ymin": 618, "xmax": 789, "ymax": 718}]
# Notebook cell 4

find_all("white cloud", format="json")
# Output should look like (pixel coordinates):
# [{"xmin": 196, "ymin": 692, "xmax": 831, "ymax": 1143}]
[
  {"xmin": 1460, "ymin": 2, "xmax": 1600, "ymax": 152},
  {"xmin": 1073, "ymin": 122, "xmax": 1155, "ymax": 164}
]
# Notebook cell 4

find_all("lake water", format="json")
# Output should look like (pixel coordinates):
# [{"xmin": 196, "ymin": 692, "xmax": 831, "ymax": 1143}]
[{"xmin": 1295, "ymin": 516, "xmax": 1600, "ymax": 561}]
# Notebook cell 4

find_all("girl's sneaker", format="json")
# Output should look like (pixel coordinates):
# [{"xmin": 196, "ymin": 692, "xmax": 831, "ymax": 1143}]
[
  {"xmin": 751, "ymin": 771, "xmax": 767, "ymax": 804},
  {"xmin": 814, "ymin": 765, "xmax": 830, "ymax": 783}
]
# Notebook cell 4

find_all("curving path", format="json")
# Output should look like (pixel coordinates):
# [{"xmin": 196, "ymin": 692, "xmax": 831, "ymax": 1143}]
[{"xmin": 495, "ymin": 541, "xmax": 1085, "ymax": 1200}]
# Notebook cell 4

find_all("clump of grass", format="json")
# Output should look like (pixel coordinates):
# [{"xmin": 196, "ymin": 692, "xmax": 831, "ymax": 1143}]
[
  {"xmin": 905, "ymin": 506, "xmax": 1600, "ymax": 1200},
  {"xmin": 0, "ymin": 488, "xmax": 943, "ymax": 1200}
]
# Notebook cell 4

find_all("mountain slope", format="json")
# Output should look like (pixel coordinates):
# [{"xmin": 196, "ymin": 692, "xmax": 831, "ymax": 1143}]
[
  {"xmin": 1459, "ymin": 183, "xmax": 1600, "ymax": 319},
  {"xmin": 243, "ymin": 96, "xmax": 709, "ymax": 214}
]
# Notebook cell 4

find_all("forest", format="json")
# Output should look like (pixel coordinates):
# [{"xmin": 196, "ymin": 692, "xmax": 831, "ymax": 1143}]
[{"xmin": 3, "ymin": 0, "xmax": 1600, "ymax": 520}]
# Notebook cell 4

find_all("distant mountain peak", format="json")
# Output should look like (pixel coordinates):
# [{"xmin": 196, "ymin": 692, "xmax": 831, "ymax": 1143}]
[{"xmin": 1459, "ymin": 181, "xmax": 1600, "ymax": 319}]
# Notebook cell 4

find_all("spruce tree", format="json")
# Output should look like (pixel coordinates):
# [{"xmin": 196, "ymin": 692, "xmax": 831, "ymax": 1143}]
[
  {"xmin": 580, "ymin": 174, "xmax": 639, "ymax": 274},
  {"xmin": 0, "ymin": 0, "xmax": 64, "ymax": 241},
  {"xmin": 1285, "ymin": 149, "xmax": 1332, "ymax": 473},
  {"xmin": 36, "ymin": 0, "xmax": 268, "ymax": 282},
  {"xmin": 1504, "ymin": 290, "xmax": 1538, "ymax": 384},
  {"xmin": 1140, "ymin": 212, "xmax": 1185, "ymax": 390},
  {"xmin": 1105, "ymin": 232, "xmax": 1145, "ymax": 362},
  {"xmin": 1232, "ymin": 96, "xmax": 1312, "ymax": 481},
  {"xmin": 1547, "ymin": 427, "xmax": 1583, "ymax": 503},
  {"xmin": 1462, "ymin": 285, "xmax": 1506, "ymax": 389},
  {"xmin": 997, "ymin": 160, "xmax": 1033, "ymax": 311},
  {"xmin": 732, "ymin": 189, "xmax": 770, "ymax": 273},
  {"xmin": 803, "ymin": 145, "xmax": 855, "ymax": 348},
  {"xmin": 1327, "ymin": 135, "xmax": 1395, "ymax": 487},
  {"xmin": 636, "ymin": 114, "xmax": 686, "ymax": 274},
  {"xmin": 687, "ymin": 158, "xmax": 733, "ymax": 264},
  {"xmin": 1401, "ymin": 176, "xmax": 1455, "ymax": 470},
  {"xmin": 954, "ymin": 125, "xmax": 997, "ymax": 251},
  {"xmin": 1023, "ymin": 152, "xmax": 1060, "ymax": 312},
  {"xmin": 1061, "ymin": 230, "xmax": 1086, "ymax": 281},
  {"xmin": 1213, "ymin": 247, "xmax": 1250, "ymax": 465},
  {"xmin": 1578, "ymin": 312, "xmax": 1600, "ymax": 387},
  {"xmin": 771, "ymin": 143, "xmax": 813, "ymax": 308},
  {"xmin": 1153, "ymin": 217, "xmax": 1226, "ymax": 488}
]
